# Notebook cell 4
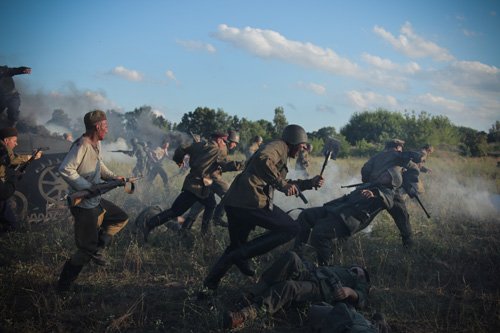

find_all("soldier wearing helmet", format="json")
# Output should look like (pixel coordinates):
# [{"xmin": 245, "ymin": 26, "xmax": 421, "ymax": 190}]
[{"xmin": 202, "ymin": 124, "xmax": 325, "ymax": 294}]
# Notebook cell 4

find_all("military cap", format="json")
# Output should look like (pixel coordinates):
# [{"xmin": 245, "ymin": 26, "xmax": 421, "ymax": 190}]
[
  {"xmin": 0, "ymin": 127, "xmax": 18, "ymax": 140},
  {"xmin": 84, "ymin": 110, "xmax": 107, "ymax": 129},
  {"xmin": 385, "ymin": 139, "xmax": 405, "ymax": 149}
]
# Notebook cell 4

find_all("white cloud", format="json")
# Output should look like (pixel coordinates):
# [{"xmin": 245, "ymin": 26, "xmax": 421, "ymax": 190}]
[
  {"xmin": 463, "ymin": 29, "xmax": 479, "ymax": 37},
  {"xmin": 362, "ymin": 53, "xmax": 421, "ymax": 74},
  {"xmin": 413, "ymin": 93, "xmax": 464, "ymax": 112},
  {"xmin": 165, "ymin": 70, "xmax": 177, "ymax": 81},
  {"xmin": 176, "ymin": 39, "xmax": 216, "ymax": 53},
  {"xmin": 110, "ymin": 66, "xmax": 144, "ymax": 81},
  {"xmin": 214, "ymin": 24, "xmax": 360, "ymax": 76},
  {"xmin": 373, "ymin": 22, "xmax": 454, "ymax": 61},
  {"xmin": 346, "ymin": 90, "xmax": 398, "ymax": 110},
  {"xmin": 296, "ymin": 81, "xmax": 326, "ymax": 95}
]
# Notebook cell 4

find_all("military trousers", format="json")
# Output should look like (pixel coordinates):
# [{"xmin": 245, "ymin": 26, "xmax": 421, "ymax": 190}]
[
  {"xmin": 0, "ymin": 198, "xmax": 17, "ymax": 231},
  {"xmin": 69, "ymin": 199, "xmax": 128, "ymax": 266},
  {"xmin": 254, "ymin": 251, "xmax": 322, "ymax": 314},
  {"xmin": 387, "ymin": 193, "xmax": 412, "ymax": 244},
  {"xmin": 295, "ymin": 206, "xmax": 350, "ymax": 265}
]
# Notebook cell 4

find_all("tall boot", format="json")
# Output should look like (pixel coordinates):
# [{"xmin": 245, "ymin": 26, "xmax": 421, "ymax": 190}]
[
  {"xmin": 233, "ymin": 232, "xmax": 293, "ymax": 262},
  {"xmin": 212, "ymin": 204, "xmax": 228, "ymax": 227},
  {"xmin": 93, "ymin": 232, "xmax": 112, "ymax": 266},
  {"xmin": 181, "ymin": 216, "xmax": 195, "ymax": 230},
  {"xmin": 143, "ymin": 209, "xmax": 176, "ymax": 242},
  {"xmin": 57, "ymin": 260, "xmax": 83, "ymax": 292},
  {"xmin": 203, "ymin": 249, "xmax": 234, "ymax": 290}
]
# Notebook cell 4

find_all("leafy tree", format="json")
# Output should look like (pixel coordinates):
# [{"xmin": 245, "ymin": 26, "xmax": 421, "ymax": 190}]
[
  {"xmin": 176, "ymin": 107, "xmax": 240, "ymax": 140},
  {"xmin": 340, "ymin": 109, "xmax": 405, "ymax": 145},
  {"xmin": 272, "ymin": 107, "xmax": 288, "ymax": 138},
  {"xmin": 487, "ymin": 121, "xmax": 500, "ymax": 143},
  {"xmin": 458, "ymin": 127, "xmax": 489, "ymax": 157}
]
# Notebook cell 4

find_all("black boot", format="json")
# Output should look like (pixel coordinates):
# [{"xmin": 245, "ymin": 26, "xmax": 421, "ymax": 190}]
[
  {"xmin": 182, "ymin": 216, "xmax": 195, "ymax": 230},
  {"xmin": 203, "ymin": 250, "xmax": 234, "ymax": 290},
  {"xmin": 57, "ymin": 260, "xmax": 83, "ymax": 292},
  {"xmin": 143, "ymin": 209, "xmax": 176, "ymax": 242},
  {"xmin": 93, "ymin": 232, "xmax": 112, "ymax": 266},
  {"xmin": 233, "ymin": 258, "xmax": 255, "ymax": 277},
  {"xmin": 234, "ymin": 232, "xmax": 294, "ymax": 262}
]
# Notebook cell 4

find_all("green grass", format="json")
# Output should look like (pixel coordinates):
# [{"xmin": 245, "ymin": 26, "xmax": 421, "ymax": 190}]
[{"xmin": 0, "ymin": 154, "xmax": 499, "ymax": 332}]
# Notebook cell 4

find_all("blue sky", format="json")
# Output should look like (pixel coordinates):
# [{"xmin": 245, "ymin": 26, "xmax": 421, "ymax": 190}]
[{"xmin": 1, "ymin": 0, "xmax": 499, "ymax": 133}]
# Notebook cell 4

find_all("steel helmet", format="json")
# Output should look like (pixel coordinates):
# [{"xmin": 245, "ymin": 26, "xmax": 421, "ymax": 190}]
[
  {"xmin": 227, "ymin": 130, "xmax": 240, "ymax": 143},
  {"xmin": 282, "ymin": 124, "xmax": 307, "ymax": 145}
]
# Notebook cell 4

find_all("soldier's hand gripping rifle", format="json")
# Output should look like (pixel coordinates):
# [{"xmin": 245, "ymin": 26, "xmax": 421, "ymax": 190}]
[
  {"xmin": 15, "ymin": 147, "xmax": 49, "ymax": 179},
  {"xmin": 66, "ymin": 177, "xmax": 142, "ymax": 207}
]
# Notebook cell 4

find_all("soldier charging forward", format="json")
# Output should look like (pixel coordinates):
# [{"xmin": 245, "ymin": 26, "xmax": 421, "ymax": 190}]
[
  {"xmin": 138, "ymin": 131, "xmax": 242, "ymax": 239},
  {"xmin": 202, "ymin": 124, "xmax": 324, "ymax": 293}
]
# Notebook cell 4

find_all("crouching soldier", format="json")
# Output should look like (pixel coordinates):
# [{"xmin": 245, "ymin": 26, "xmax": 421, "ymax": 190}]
[
  {"xmin": 57, "ymin": 110, "xmax": 129, "ymax": 292},
  {"xmin": 223, "ymin": 250, "xmax": 370, "ymax": 330},
  {"xmin": 294, "ymin": 167, "xmax": 402, "ymax": 265}
]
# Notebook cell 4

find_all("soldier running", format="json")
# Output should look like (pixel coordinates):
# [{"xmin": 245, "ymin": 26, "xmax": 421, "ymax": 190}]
[
  {"xmin": 139, "ymin": 132, "xmax": 241, "ymax": 239},
  {"xmin": 202, "ymin": 124, "xmax": 324, "ymax": 292},
  {"xmin": 57, "ymin": 110, "xmax": 129, "ymax": 292}
]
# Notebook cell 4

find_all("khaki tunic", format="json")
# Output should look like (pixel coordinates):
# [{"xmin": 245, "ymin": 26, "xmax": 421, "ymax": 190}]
[
  {"xmin": 180, "ymin": 140, "xmax": 240, "ymax": 199},
  {"xmin": 246, "ymin": 142, "xmax": 261, "ymax": 160},
  {"xmin": 0, "ymin": 141, "xmax": 31, "ymax": 180},
  {"xmin": 225, "ymin": 140, "xmax": 313, "ymax": 210},
  {"xmin": 361, "ymin": 150, "xmax": 418, "ymax": 183}
]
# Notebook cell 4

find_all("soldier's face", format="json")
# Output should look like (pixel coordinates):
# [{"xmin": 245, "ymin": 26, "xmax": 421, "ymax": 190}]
[
  {"xmin": 288, "ymin": 143, "xmax": 306, "ymax": 158},
  {"xmin": 96, "ymin": 120, "xmax": 108, "ymax": 140},
  {"xmin": 216, "ymin": 138, "xmax": 227, "ymax": 150},
  {"xmin": 3, "ymin": 136, "xmax": 18, "ymax": 150},
  {"xmin": 228, "ymin": 141, "xmax": 237, "ymax": 150}
]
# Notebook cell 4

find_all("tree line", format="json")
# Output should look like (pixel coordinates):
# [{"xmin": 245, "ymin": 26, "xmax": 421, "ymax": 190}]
[{"xmin": 46, "ymin": 106, "xmax": 499, "ymax": 157}]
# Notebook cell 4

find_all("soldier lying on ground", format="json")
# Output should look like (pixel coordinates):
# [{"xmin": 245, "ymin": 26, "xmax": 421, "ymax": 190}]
[
  {"xmin": 223, "ymin": 250, "xmax": 370, "ymax": 330},
  {"xmin": 294, "ymin": 167, "xmax": 402, "ymax": 265}
]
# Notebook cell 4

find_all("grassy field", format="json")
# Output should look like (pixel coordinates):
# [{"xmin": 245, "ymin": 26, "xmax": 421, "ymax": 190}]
[{"xmin": 0, "ymin": 152, "xmax": 499, "ymax": 332}]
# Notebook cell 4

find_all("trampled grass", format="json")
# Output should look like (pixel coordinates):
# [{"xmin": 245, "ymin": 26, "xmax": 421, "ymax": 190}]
[{"xmin": 0, "ymin": 153, "xmax": 499, "ymax": 332}]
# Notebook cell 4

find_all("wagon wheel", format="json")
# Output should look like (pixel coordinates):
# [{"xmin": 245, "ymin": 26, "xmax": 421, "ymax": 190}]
[{"xmin": 37, "ymin": 163, "xmax": 68, "ymax": 206}]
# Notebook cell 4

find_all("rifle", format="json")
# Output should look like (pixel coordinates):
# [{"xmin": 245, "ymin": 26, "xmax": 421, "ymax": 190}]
[
  {"xmin": 110, "ymin": 150, "xmax": 134, "ymax": 156},
  {"xmin": 341, "ymin": 182, "xmax": 364, "ymax": 189},
  {"xmin": 66, "ymin": 176, "xmax": 141, "ymax": 207},
  {"xmin": 404, "ymin": 183, "xmax": 431, "ymax": 219},
  {"xmin": 189, "ymin": 131, "xmax": 201, "ymax": 143},
  {"xmin": 296, "ymin": 186, "xmax": 308, "ymax": 204},
  {"xmin": 413, "ymin": 193, "xmax": 431, "ymax": 219},
  {"xmin": 15, "ymin": 147, "xmax": 49, "ymax": 179}
]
